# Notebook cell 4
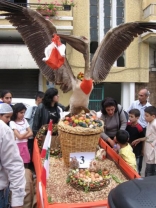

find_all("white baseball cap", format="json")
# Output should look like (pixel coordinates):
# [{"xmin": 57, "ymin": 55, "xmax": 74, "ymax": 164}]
[{"xmin": 0, "ymin": 103, "xmax": 13, "ymax": 114}]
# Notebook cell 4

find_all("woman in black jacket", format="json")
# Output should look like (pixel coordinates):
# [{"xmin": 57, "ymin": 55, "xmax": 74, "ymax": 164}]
[{"xmin": 32, "ymin": 88, "xmax": 65, "ymax": 137}]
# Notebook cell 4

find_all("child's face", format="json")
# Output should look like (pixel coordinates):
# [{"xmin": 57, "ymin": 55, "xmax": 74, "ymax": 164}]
[
  {"xmin": 2, "ymin": 93, "xmax": 12, "ymax": 105},
  {"xmin": 17, "ymin": 110, "xmax": 26, "ymax": 120},
  {"xmin": 0, "ymin": 113, "xmax": 13, "ymax": 124},
  {"xmin": 37, "ymin": 97, "xmax": 43, "ymax": 105},
  {"xmin": 129, "ymin": 114, "xmax": 138, "ymax": 123},
  {"xmin": 144, "ymin": 112, "xmax": 156, "ymax": 123}
]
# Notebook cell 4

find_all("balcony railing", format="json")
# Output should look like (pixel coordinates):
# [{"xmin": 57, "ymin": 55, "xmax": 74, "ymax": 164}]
[
  {"xmin": 0, "ymin": 2, "xmax": 73, "ymax": 35},
  {"xmin": 143, "ymin": 4, "xmax": 156, "ymax": 19},
  {"xmin": 8, "ymin": 2, "xmax": 68, "ymax": 10}
]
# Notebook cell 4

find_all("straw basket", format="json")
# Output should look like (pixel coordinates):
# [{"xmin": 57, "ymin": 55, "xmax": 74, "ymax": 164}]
[
  {"xmin": 58, "ymin": 120, "xmax": 104, "ymax": 166},
  {"xmin": 36, "ymin": 124, "xmax": 61, "ymax": 156}
]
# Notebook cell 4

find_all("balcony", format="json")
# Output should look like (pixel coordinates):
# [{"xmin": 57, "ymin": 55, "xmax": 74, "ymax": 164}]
[
  {"xmin": 140, "ymin": 4, "xmax": 156, "ymax": 44},
  {"xmin": 0, "ymin": 2, "xmax": 73, "ymax": 42},
  {"xmin": 143, "ymin": 4, "xmax": 156, "ymax": 19}
]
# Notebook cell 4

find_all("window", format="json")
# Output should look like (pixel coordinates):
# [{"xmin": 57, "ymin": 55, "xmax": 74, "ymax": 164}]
[
  {"xmin": 0, "ymin": 69, "xmax": 39, "ymax": 98},
  {"xmin": 104, "ymin": 0, "xmax": 111, "ymax": 34},
  {"xmin": 89, "ymin": 83, "xmax": 104, "ymax": 111},
  {"xmin": 90, "ymin": 0, "xmax": 98, "ymax": 41},
  {"xmin": 117, "ymin": 0, "xmax": 124, "ymax": 25}
]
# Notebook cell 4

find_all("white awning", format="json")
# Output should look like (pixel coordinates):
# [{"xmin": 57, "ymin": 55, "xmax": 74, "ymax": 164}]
[{"xmin": 0, "ymin": 44, "xmax": 38, "ymax": 69}]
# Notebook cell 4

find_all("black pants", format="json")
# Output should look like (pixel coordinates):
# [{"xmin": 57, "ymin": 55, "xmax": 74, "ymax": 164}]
[
  {"xmin": 145, "ymin": 163, "xmax": 156, "ymax": 177},
  {"xmin": 28, "ymin": 139, "xmax": 35, "ymax": 172},
  {"xmin": 28, "ymin": 139, "xmax": 34, "ymax": 160}
]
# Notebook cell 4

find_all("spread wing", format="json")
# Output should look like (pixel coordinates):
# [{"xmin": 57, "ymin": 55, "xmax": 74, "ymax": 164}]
[
  {"xmin": 90, "ymin": 22, "xmax": 156, "ymax": 82},
  {"xmin": 58, "ymin": 34, "xmax": 90, "ymax": 78},
  {"xmin": 0, "ymin": 0, "xmax": 74, "ymax": 92}
]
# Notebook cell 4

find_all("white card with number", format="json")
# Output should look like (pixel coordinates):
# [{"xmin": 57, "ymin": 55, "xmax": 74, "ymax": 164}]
[{"xmin": 70, "ymin": 152, "xmax": 95, "ymax": 168}]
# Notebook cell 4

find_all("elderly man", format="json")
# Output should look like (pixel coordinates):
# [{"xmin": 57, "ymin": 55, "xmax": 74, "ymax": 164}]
[
  {"xmin": 127, "ymin": 88, "xmax": 151, "ymax": 133},
  {"xmin": 0, "ymin": 120, "xmax": 26, "ymax": 208}
]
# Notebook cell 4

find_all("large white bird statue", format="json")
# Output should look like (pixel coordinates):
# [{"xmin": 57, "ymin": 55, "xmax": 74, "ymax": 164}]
[{"xmin": 0, "ymin": 0, "xmax": 156, "ymax": 114}]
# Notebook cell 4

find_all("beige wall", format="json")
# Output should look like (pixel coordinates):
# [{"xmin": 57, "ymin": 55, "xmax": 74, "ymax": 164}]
[{"xmin": 105, "ymin": 0, "xmax": 150, "ymax": 83}]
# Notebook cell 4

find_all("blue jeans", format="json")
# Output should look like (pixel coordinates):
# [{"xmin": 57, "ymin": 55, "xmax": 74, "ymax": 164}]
[
  {"xmin": 0, "ymin": 189, "xmax": 5, "ymax": 208},
  {"xmin": 145, "ymin": 163, "xmax": 156, "ymax": 177},
  {"xmin": 0, "ymin": 187, "xmax": 10, "ymax": 208},
  {"xmin": 136, "ymin": 156, "xmax": 143, "ymax": 174}
]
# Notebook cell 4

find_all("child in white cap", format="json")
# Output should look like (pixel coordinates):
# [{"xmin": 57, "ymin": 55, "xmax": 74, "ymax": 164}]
[{"xmin": 0, "ymin": 103, "xmax": 13, "ymax": 124}]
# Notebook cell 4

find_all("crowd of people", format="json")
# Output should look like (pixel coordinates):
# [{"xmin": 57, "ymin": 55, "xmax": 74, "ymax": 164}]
[
  {"xmin": 0, "ymin": 87, "xmax": 156, "ymax": 207},
  {"xmin": 99, "ymin": 88, "xmax": 156, "ymax": 178},
  {"xmin": 0, "ymin": 88, "xmax": 69, "ymax": 208}
]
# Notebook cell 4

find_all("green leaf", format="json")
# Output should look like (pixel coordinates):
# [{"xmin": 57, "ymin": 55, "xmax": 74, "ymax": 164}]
[
  {"xmin": 66, "ymin": 176, "xmax": 71, "ymax": 183},
  {"xmin": 84, "ymin": 186, "xmax": 89, "ymax": 193},
  {"xmin": 98, "ymin": 169, "xmax": 102, "ymax": 175},
  {"xmin": 110, "ymin": 174, "xmax": 123, "ymax": 183},
  {"xmin": 48, "ymin": 196, "xmax": 52, "ymax": 203}
]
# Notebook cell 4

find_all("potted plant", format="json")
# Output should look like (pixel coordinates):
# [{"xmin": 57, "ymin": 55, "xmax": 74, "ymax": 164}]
[
  {"xmin": 36, "ymin": 0, "xmax": 58, "ymax": 16},
  {"xmin": 62, "ymin": 0, "xmax": 76, "ymax": 11}
]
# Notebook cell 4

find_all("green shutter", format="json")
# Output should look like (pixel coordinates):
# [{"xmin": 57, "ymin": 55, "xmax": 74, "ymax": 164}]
[{"xmin": 89, "ymin": 83, "xmax": 104, "ymax": 111}]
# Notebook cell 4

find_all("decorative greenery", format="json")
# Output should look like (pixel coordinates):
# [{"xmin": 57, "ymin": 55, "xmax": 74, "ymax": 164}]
[
  {"xmin": 48, "ymin": 196, "xmax": 52, "ymax": 203},
  {"xmin": 61, "ymin": 0, "xmax": 76, "ymax": 7},
  {"xmin": 36, "ymin": 0, "xmax": 58, "ymax": 16},
  {"xmin": 110, "ymin": 174, "xmax": 123, "ymax": 183}
]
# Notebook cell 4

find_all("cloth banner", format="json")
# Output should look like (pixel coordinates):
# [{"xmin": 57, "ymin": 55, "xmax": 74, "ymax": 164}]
[{"xmin": 43, "ymin": 34, "xmax": 65, "ymax": 69}]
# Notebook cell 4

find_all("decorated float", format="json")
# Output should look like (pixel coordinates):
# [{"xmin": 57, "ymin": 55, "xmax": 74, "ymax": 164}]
[
  {"xmin": 33, "ymin": 113, "xmax": 140, "ymax": 208},
  {"xmin": 1, "ymin": 2, "xmax": 156, "ymax": 207}
]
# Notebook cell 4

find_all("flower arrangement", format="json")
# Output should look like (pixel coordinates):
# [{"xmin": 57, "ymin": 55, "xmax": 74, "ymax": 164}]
[
  {"xmin": 77, "ymin": 72, "xmax": 84, "ymax": 81},
  {"xmin": 36, "ymin": 0, "xmax": 58, "ymax": 16},
  {"xmin": 62, "ymin": 0, "xmax": 76, "ymax": 7}
]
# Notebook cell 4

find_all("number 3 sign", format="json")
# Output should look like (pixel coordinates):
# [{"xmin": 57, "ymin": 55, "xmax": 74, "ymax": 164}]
[{"xmin": 70, "ymin": 152, "xmax": 95, "ymax": 168}]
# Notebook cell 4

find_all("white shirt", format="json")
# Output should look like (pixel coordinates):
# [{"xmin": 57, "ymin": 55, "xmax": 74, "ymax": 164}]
[
  {"xmin": 144, "ymin": 119, "xmax": 156, "ymax": 164},
  {"xmin": 25, "ymin": 104, "xmax": 37, "ymax": 120},
  {"xmin": 127, "ymin": 100, "xmax": 151, "ymax": 128},
  {"xmin": 10, "ymin": 118, "xmax": 29, "ymax": 143},
  {"xmin": 0, "ymin": 120, "xmax": 26, "ymax": 206}
]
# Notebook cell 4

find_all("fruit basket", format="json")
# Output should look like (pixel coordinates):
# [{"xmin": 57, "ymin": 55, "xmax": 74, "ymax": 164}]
[{"xmin": 58, "ymin": 114, "xmax": 104, "ymax": 166}]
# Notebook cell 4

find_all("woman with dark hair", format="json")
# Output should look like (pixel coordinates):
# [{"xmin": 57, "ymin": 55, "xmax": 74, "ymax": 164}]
[
  {"xmin": 32, "ymin": 88, "xmax": 65, "ymax": 137},
  {"xmin": 100, "ymin": 97, "xmax": 127, "ymax": 147},
  {"xmin": 0, "ymin": 89, "xmax": 13, "ymax": 105}
]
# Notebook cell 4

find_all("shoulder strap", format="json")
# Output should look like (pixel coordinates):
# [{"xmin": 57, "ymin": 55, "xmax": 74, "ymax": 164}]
[
  {"xmin": 118, "ymin": 105, "xmax": 123, "ymax": 116},
  {"xmin": 117, "ymin": 105, "xmax": 123, "ymax": 129}
]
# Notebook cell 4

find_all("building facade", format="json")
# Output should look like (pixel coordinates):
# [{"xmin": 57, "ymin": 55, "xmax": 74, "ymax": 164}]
[{"xmin": 0, "ymin": 0, "xmax": 156, "ymax": 110}]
